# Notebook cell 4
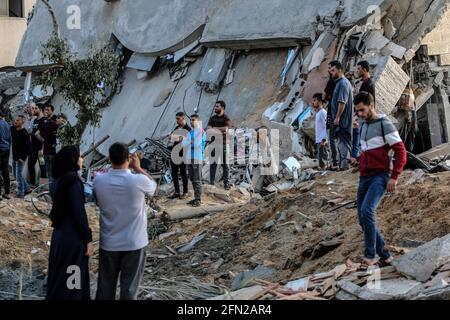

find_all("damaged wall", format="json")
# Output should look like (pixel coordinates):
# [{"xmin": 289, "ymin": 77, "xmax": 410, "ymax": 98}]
[
  {"xmin": 16, "ymin": 0, "xmax": 386, "ymax": 68},
  {"xmin": 14, "ymin": 0, "xmax": 450, "ymax": 156},
  {"xmin": 57, "ymin": 49, "xmax": 286, "ymax": 154}
]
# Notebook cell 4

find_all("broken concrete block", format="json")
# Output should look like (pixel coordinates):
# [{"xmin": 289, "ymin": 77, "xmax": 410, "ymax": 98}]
[
  {"xmin": 382, "ymin": 42, "xmax": 407, "ymax": 60},
  {"xmin": 263, "ymin": 220, "xmax": 275, "ymax": 230},
  {"xmin": 365, "ymin": 30, "xmax": 390, "ymax": 51},
  {"xmin": 372, "ymin": 56, "xmax": 410, "ymax": 120},
  {"xmin": 414, "ymin": 286, "xmax": 450, "ymax": 300},
  {"xmin": 359, "ymin": 279, "xmax": 424, "ymax": 300},
  {"xmin": 231, "ymin": 266, "xmax": 275, "ymax": 291},
  {"xmin": 301, "ymin": 31, "xmax": 336, "ymax": 74},
  {"xmin": 336, "ymin": 280, "xmax": 363, "ymax": 299},
  {"xmin": 212, "ymin": 258, "xmax": 225, "ymax": 271},
  {"xmin": 311, "ymin": 239, "xmax": 343, "ymax": 259},
  {"xmin": 415, "ymin": 87, "xmax": 435, "ymax": 110},
  {"xmin": 276, "ymin": 211, "xmax": 287, "ymax": 222},
  {"xmin": 285, "ymin": 277, "xmax": 309, "ymax": 292},
  {"xmin": 392, "ymin": 234, "xmax": 450, "ymax": 282},
  {"xmin": 208, "ymin": 285, "xmax": 264, "ymax": 300}
]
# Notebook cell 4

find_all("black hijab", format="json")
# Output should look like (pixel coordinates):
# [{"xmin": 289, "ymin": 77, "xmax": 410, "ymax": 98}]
[{"xmin": 49, "ymin": 145, "xmax": 83, "ymax": 228}]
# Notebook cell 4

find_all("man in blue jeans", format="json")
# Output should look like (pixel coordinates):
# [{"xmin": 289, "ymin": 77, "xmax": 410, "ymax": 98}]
[
  {"xmin": 0, "ymin": 113, "xmax": 11, "ymax": 200},
  {"xmin": 350, "ymin": 92, "xmax": 407, "ymax": 269},
  {"xmin": 11, "ymin": 115, "xmax": 31, "ymax": 198}
]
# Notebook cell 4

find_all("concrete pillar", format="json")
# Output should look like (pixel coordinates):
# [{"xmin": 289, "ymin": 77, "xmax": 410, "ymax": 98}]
[{"xmin": 436, "ymin": 87, "xmax": 450, "ymax": 143}]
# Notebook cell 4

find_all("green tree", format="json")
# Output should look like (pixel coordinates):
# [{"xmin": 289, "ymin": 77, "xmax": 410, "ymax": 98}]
[{"xmin": 35, "ymin": 33, "xmax": 119, "ymax": 145}]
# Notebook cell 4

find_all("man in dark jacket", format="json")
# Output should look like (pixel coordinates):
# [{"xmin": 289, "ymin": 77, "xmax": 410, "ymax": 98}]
[
  {"xmin": 168, "ymin": 112, "xmax": 191, "ymax": 199},
  {"xmin": 0, "ymin": 112, "xmax": 11, "ymax": 199},
  {"xmin": 350, "ymin": 92, "xmax": 407, "ymax": 269},
  {"xmin": 11, "ymin": 115, "xmax": 31, "ymax": 198}
]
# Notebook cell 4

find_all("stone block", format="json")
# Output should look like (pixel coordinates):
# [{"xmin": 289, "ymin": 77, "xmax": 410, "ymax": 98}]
[
  {"xmin": 392, "ymin": 234, "xmax": 450, "ymax": 282},
  {"xmin": 359, "ymin": 279, "xmax": 423, "ymax": 300},
  {"xmin": 372, "ymin": 56, "xmax": 410, "ymax": 120}
]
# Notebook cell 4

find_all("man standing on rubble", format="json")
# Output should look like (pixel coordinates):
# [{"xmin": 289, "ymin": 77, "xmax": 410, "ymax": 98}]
[
  {"xmin": 11, "ymin": 115, "xmax": 31, "ymax": 198},
  {"xmin": 94, "ymin": 142, "xmax": 156, "ymax": 300},
  {"xmin": 0, "ymin": 113, "xmax": 11, "ymax": 199},
  {"xmin": 324, "ymin": 67, "xmax": 338, "ymax": 170},
  {"xmin": 352, "ymin": 61, "xmax": 376, "ymax": 158},
  {"xmin": 312, "ymin": 93, "xmax": 329, "ymax": 170},
  {"xmin": 329, "ymin": 60, "xmax": 354, "ymax": 170},
  {"xmin": 181, "ymin": 114, "xmax": 206, "ymax": 207},
  {"xmin": 36, "ymin": 105, "xmax": 58, "ymax": 183},
  {"xmin": 28, "ymin": 105, "xmax": 45, "ymax": 188},
  {"xmin": 350, "ymin": 92, "xmax": 407, "ymax": 269},
  {"xmin": 168, "ymin": 112, "xmax": 191, "ymax": 200},
  {"xmin": 208, "ymin": 101, "xmax": 232, "ymax": 190}
]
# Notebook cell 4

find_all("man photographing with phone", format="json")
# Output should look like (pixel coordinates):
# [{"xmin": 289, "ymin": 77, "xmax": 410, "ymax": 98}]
[
  {"xmin": 94, "ymin": 142, "xmax": 156, "ymax": 300},
  {"xmin": 349, "ymin": 92, "xmax": 406, "ymax": 270}
]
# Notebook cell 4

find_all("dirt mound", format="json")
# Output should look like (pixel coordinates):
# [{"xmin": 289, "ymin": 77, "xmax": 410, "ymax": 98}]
[
  {"xmin": 148, "ymin": 169, "xmax": 450, "ymax": 288},
  {"xmin": 0, "ymin": 198, "xmax": 100, "ymax": 269}
]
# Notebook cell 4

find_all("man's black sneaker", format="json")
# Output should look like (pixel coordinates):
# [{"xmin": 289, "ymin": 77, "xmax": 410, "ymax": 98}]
[{"xmin": 191, "ymin": 200, "xmax": 201, "ymax": 207}]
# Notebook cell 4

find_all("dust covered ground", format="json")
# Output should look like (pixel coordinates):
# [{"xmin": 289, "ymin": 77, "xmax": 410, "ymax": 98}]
[
  {"xmin": 148, "ymin": 169, "xmax": 450, "ymax": 289},
  {"xmin": 0, "ymin": 169, "xmax": 449, "ymax": 299}
]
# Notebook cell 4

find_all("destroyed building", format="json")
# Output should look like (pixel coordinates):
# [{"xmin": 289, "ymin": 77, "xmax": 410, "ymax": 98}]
[
  {"xmin": 0, "ymin": 0, "xmax": 35, "ymax": 116},
  {"xmin": 12, "ymin": 0, "xmax": 450, "ymax": 160},
  {"xmin": 2, "ymin": 0, "xmax": 450, "ymax": 301}
]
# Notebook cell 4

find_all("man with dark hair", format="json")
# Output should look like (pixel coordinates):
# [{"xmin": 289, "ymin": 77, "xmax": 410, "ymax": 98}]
[
  {"xmin": 94, "ymin": 142, "xmax": 156, "ymax": 300},
  {"xmin": 0, "ymin": 112, "xmax": 11, "ymax": 199},
  {"xmin": 350, "ymin": 92, "xmax": 406, "ymax": 269},
  {"xmin": 28, "ymin": 104, "xmax": 45, "ymax": 187},
  {"xmin": 312, "ymin": 93, "xmax": 329, "ymax": 170},
  {"xmin": 36, "ymin": 105, "xmax": 58, "ymax": 182},
  {"xmin": 356, "ymin": 61, "xmax": 375, "ymax": 97},
  {"xmin": 353, "ymin": 61, "xmax": 376, "ymax": 159},
  {"xmin": 181, "ymin": 114, "xmax": 206, "ymax": 207},
  {"xmin": 329, "ymin": 60, "xmax": 354, "ymax": 170},
  {"xmin": 207, "ymin": 100, "xmax": 232, "ymax": 190},
  {"xmin": 11, "ymin": 115, "xmax": 31, "ymax": 198},
  {"xmin": 168, "ymin": 112, "xmax": 191, "ymax": 199},
  {"xmin": 324, "ymin": 65, "xmax": 338, "ymax": 169}
]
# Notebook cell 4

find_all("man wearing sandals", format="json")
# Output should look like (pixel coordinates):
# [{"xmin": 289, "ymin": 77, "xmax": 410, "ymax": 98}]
[{"xmin": 349, "ymin": 92, "xmax": 407, "ymax": 268}]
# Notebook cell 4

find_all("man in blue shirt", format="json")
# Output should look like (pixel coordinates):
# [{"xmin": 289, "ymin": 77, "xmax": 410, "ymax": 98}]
[
  {"xmin": 329, "ymin": 60, "xmax": 354, "ymax": 170},
  {"xmin": 0, "ymin": 113, "xmax": 11, "ymax": 199},
  {"xmin": 181, "ymin": 114, "xmax": 206, "ymax": 207}
]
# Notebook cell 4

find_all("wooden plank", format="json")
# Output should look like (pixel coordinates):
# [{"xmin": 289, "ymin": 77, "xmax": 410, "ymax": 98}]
[
  {"xmin": 333, "ymin": 264, "xmax": 348, "ymax": 279},
  {"xmin": 249, "ymin": 284, "xmax": 279, "ymax": 300}
]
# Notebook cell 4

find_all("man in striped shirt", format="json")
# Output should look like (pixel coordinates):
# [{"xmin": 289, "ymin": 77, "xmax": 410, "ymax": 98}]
[{"xmin": 350, "ymin": 92, "xmax": 407, "ymax": 269}]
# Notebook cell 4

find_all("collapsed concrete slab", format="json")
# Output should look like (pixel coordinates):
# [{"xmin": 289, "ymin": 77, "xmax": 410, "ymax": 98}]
[
  {"xmin": 371, "ymin": 56, "xmax": 410, "ymax": 119},
  {"xmin": 392, "ymin": 234, "xmax": 450, "ymax": 282},
  {"xmin": 358, "ymin": 279, "xmax": 424, "ymax": 300}
]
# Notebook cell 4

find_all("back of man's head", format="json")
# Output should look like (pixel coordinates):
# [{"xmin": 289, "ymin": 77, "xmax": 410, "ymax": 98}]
[{"xmin": 109, "ymin": 142, "xmax": 129, "ymax": 166}]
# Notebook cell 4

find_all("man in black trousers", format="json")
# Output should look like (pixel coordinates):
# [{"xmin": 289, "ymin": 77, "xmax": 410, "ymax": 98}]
[{"xmin": 168, "ymin": 112, "xmax": 191, "ymax": 199}]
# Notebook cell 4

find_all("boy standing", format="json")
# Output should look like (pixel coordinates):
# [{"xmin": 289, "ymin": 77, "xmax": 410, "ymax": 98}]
[{"xmin": 312, "ymin": 93, "xmax": 329, "ymax": 170}]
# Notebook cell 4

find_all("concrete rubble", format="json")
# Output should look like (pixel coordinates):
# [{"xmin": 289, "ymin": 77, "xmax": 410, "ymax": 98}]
[{"xmin": 1, "ymin": 0, "xmax": 450, "ymax": 301}]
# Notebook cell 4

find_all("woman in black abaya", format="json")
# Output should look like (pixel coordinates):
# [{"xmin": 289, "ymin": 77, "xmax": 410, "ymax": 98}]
[{"xmin": 46, "ymin": 145, "xmax": 94, "ymax": 300}]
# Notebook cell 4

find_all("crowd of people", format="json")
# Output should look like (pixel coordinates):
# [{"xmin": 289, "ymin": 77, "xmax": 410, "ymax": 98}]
[
  {"xmin": 312, "ymin": 60, "xmax": 407, "ymax": 270},
  {"xmin": 0, "ymin": 103, "xmax": 66, "ymax": 199},
  {"xmin": 2, "ymin": 59, "xmax": 408, "ymax": 300}
]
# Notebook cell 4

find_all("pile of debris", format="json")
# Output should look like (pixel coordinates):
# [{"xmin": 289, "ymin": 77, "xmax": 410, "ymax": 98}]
[
  {"xmin": 138, "ymin": 168, "xmax": 450, "ymax": 300},
  {"xmin": 222, "ymin": 233, "xmax": 450, "ymax": 301}
]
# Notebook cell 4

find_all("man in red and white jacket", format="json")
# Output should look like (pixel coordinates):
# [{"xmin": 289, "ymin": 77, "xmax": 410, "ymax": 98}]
[{"xmin": 350, "ymin": 92, "xmax": 407, "ymax": 269}]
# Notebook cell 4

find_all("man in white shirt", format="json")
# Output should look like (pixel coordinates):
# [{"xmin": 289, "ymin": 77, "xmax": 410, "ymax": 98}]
[
  {"xmin": 94, "ymin": 142, "xmax": 156, "ymax": 300},
  {"xmin": 312, "ymin": 93, "xmax": 329, "ymax": 169}
]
